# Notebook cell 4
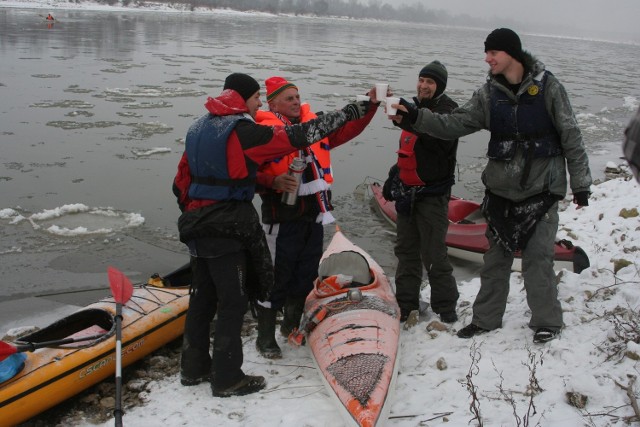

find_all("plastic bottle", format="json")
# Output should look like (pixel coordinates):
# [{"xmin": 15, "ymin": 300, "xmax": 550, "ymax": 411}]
[{"xmin": 281, "ymin": 157, "xmax": 305, "ymax": 206}]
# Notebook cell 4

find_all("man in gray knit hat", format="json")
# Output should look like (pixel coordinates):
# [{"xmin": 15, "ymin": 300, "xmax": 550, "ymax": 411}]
[
  {"xmin": 383, "ymin": 60, "xmax": 460, "ymax": 324},
  {"xmin": 389, "ymin": 28, "xmax": 592, "ymax": 343}
]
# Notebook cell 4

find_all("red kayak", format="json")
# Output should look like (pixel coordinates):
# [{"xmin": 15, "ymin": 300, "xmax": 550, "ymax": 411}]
[{"xmin": 370, "ymin": 182, "xmax": 590, "ymax": 273}]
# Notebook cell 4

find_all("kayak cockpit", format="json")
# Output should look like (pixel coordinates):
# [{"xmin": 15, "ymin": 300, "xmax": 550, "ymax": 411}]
[
  {"xmin": 16, "ymin": 308, "xmax": 115, "ymax": 349},
  {"xmin": 315, "ymin": 251, "xmax": 375, "ymax": 297}
]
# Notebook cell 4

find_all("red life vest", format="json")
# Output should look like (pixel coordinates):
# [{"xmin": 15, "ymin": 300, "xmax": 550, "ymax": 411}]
[{"xmin": 396, "ymin": 129, "xmax": 424, "ymax": 186}]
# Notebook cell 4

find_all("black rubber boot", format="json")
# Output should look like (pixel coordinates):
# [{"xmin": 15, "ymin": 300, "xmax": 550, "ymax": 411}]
[
  {"xmin": 180, "ymin": 335, "xmax": 212, "ymax": 386},
  {"xmin": 280, "ymin": 296, "xmax": 306, "ymax": 338},
  {"xmin": 256, "ymin": 306, "xmax": 282, "ymax": 359}
]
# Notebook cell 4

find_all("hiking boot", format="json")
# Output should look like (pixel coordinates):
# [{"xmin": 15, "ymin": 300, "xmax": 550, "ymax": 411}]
[
  {"xmin": 456, "ymin": 323, "xmax": 489, "ymax": 339},
  {"xmin": 256, "ymin": 306, "xmax": 282, "ymax": 359},
  {"xmin": 533, "ymin": 327, "xmax": 559, "ymax": 343},
  {"xmin": 399, "ymin": 308, "xmax": 413, "ymax": 322},
  {"xmin": 211, "ymin": 375, "xmax": 266, "ymax": 398},
  {"xmin": 180, "ymin": 373, "xmax": 211, "ymax": 386},
  {"xmin": 402, "ymin": 310, "xmax": 420, "ymax": 330},
  {"xmin": 439, "ymin": 311, "xmax": 458, "ymax": 324}
]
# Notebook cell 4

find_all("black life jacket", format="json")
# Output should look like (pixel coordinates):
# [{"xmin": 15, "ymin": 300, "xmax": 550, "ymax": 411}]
[{"xmin": 488, "ymin": 71, "xmax": 562, "ymax": 161}]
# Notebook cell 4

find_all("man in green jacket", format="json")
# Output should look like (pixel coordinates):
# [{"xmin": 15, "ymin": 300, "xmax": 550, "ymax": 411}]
[{"xmin": 390, "ymin": 28, "xmax": 592, "ymax": 343}]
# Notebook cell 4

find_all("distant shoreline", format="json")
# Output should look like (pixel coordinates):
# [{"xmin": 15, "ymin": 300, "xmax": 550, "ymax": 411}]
[
  {"xmin": 0, "ymin": 0, "xmax": 289, "ymax": 16},
  {"xmin": 2, "ymin": 0, "xmax": 638, "ymax": 46}
]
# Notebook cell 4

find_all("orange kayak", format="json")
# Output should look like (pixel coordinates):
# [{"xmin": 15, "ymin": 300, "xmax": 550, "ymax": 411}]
[
  {"xmin": 299, "ymin": 229, "xmax": 400, "ymax": 427},
  {"xmin": 0, "ymin": 265, "xmax": 190, "ymax": 426}
]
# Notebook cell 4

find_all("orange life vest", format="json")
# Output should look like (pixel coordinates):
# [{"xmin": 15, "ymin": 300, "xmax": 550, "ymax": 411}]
[{"xmin": 257, "ymin": 104, "xmax": 333, "ymax": 184}]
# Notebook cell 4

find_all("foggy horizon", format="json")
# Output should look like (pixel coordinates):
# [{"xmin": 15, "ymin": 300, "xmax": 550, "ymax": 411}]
[{"xmin": 366, "ymin": 0, "xmax": 640, "ymax": 43}]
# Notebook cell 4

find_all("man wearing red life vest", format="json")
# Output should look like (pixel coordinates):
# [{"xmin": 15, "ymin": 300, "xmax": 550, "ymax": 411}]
[
  {"xmin": 254, "ymin": 77, "xmax": 379, "ymax": 358},
  {"xmin": 383, "ymin": 61, "xmax": 460, "ymax": 325},
  {"xmin": 173, "ymin": 73, "xmax": 371, "ymax": 396}
]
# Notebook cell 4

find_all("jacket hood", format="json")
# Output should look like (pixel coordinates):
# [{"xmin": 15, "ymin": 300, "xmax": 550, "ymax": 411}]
[
  {"xmin": 522, "ymin": 51, "xmax": 545, "ymax": 76},
  {"xmin": 204, "ymin": 89, "xmax": 249, "ymax": 116}
]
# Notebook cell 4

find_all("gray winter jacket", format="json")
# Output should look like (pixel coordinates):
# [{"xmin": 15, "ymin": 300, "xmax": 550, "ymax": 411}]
[{"xmin": 410, "ymin": 52, "xmax": 592, "ymax": 202}]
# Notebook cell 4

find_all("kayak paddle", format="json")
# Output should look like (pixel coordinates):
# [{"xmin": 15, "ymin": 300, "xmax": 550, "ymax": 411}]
[
  {"xmin": 0, "ymin": 333, "xmax": 108, "ymax": 362},
  {"xmin": 107, "ymin": 266, "xmax": 134, "ymax": 427}
]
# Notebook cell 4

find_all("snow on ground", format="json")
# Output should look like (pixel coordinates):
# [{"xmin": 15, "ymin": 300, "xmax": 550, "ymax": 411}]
[{"xmin": 83, "ymin": 175, "xmax": 640, "ymax": 427}]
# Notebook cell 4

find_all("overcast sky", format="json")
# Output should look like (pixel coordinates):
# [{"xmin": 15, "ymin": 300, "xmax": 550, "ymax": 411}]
[{"xmin": 369, "ymin": 0, "xmax": 640, "ymax": 42}]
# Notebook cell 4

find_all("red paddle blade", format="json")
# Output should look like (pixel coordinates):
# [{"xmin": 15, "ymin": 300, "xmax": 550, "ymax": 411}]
[
  {"xmin": 0, "ymin": 341, "xmax": 18, "ymax": 362},
  {"xmin": 108, "ymin": 266, "xmax": 134, "ymax": 305}
]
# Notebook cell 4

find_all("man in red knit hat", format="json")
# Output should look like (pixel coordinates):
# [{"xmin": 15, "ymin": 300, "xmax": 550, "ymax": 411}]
[{"xmin": 254, "ymin": 77, "xmax": 380, "ymax": 358}]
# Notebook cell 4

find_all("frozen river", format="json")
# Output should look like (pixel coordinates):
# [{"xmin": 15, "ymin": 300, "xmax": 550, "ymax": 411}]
[{"xmin": 0, "ymin": 6, "xmax": 638, "ymax": 326}]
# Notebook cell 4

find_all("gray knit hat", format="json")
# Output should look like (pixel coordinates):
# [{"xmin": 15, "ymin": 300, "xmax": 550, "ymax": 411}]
[{"xmin": 419, "ymin": 60, "xmax": 448, "ymax": 97}]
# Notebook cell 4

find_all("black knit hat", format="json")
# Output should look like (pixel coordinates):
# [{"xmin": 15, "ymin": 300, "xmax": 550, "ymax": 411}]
[
  {"xmin": 484, "ymin": 28, "xmax": 524, "ymax": 64},
  {"xmin": 419, "ymin": 60, "xmax": 448, "ymax": 98},
  {"xmin": 223, "ymin": 73, "xmax": 260, "ymax": 101}
]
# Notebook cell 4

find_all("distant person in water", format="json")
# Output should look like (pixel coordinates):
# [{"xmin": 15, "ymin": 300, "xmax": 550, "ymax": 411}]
[
  {"xmin": 46, "ymin": 14, "xmax": 54, "ymax": 21},
  {"xmin": 623, "ymin": 106, "xmax": 640, "ymax": 183}
]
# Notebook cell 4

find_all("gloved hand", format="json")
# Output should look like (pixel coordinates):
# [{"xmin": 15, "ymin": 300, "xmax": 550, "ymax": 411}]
[
  {"xmin": 573, "ymin": 191, "xmax": 590, "ymax": 206},
  {"xmin": 342, "ymin": 101, "xmax": 369, "ymax": 121},
  {"xmin": 382, "ymin": 164, "xmax": 398, "ymax": 201},
  {"xmin": 396, "ymin": 98, "xmax": 419, "ymax": 124}
]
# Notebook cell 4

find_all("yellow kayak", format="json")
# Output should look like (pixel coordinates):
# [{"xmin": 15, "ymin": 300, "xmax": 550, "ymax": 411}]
[{"xmin": 0, "ymin": 264, "xmax": 190, "ymax": 426}]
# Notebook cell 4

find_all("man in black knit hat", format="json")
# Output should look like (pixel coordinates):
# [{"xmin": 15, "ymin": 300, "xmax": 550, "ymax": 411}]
[
  {"xmin": 173, "ymin": 72, "xmax": 370, "ymax": 397},
  {"xmin": 382, "ymin": 60, "xmax": 460, "ymax": 325},
  {"xmin": 389, "ymin": 28, "xmax": 592, "ymax": 343}
]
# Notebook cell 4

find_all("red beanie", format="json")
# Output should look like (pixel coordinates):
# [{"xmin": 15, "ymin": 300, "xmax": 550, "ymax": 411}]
[{"xmin": 266, "ymin": 76, "xmax": 298, "ymax": 102}]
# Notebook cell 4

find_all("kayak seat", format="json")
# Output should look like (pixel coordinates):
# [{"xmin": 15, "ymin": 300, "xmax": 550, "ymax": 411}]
[
  {"xmin": 318, "ymin": 251, "xmax": 372, "ymax": 286},
  {"xmin": 315, "ymin": 251, "xmax": 375, "ymax": 297},
  {"xmin": 16, "ymin": 309, "xmax": 115, "ymax": 347}
]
